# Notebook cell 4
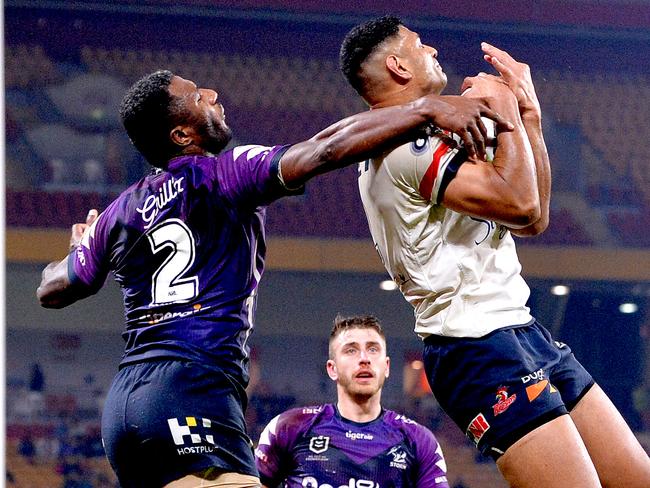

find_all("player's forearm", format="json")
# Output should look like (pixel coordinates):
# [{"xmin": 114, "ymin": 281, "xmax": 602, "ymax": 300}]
[
  {"xmin": 317, "ymin": 97, "xmax": 434, "ymax": 163},
  {"xmin": 489, "ymin": 105, "xmax": 541, "ymax": 227},
  {"xmin": 37, "ymin": 256, "xmax": 92, "ymax": 308},
  {"xmin": 37, "ymin": 258, "xmax": 74, "ymax": 308},
  {"xmin": 510, "ymin": 113, "xmax": 551, "ymax": 237},
  {"xmin": 280, "ymin": 96, "xmax": 437, "ymax": 185}
]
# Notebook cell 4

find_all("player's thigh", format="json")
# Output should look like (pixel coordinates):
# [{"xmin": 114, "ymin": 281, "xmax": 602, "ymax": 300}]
[
  {"xmin": 496, "ymin": 414, "xmax": 601, "ymax": 488},
  {"xmin": 165, "ymin": 470, "xmax": 260, "ymax": 488},
  {"xmin": 570, "ymin": 383, "xmax": 650, "ymax": 488}
]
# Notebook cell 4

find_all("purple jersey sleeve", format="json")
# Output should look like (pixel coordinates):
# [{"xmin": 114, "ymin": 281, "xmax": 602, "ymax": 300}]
[
  {"xmin": 255, "ymin": 409, "xmax": 305, "ymax": 487},
  {"xmin": 411, "ymin": 423, "xmax": 449, "ymax": 488},
  {"xmin": 68, "ymin": 206, "xmax": 115, "ymax": 292},
  {"xmin": 211, "ymin": 144, "xmax": 300, "ymax": 208}
]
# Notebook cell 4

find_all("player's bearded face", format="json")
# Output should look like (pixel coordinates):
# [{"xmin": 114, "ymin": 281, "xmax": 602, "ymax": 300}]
[
  {"xmin": 338, "ymin": 362, "xmax": 387, "ymax": 398},
  {"xmin": 330, "ymin": 329, "xmax": 389, "ymax": 398},
  {"xmin": 182, "ymin": 104, "xmax": 232, "ymax": 155},
  {"xmin": 197, "ymin": 112, "xmax": 232, "ymax": 154}
]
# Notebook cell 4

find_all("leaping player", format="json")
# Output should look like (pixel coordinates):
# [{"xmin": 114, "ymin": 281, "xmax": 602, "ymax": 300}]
[{"xmin": 340, "ymin": 15, "xmax": 650, "ymax": 488}]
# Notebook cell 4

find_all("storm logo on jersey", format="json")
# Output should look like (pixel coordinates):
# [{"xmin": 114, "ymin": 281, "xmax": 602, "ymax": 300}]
[{"xmin": 388, "ymin": 447, "xmax": 408, "ymax": 469}]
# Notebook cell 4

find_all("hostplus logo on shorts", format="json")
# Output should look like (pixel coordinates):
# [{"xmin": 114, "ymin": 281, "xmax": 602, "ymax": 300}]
[{"xmin": 168, "ymin": 416, "xmax": 217, "ymax": 455}]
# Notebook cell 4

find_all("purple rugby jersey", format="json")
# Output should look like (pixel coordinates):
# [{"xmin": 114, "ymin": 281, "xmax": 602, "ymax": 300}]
[
  {"xmin": 69, "ymin": 144, "xmax": 295, "ymax": 387},
  {"xmin": 256, "ymin": 404, "xmax": 449, "ymax": 488}
]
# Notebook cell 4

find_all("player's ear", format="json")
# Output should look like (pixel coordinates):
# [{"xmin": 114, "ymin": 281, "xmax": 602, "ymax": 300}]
[
  {"xmin": 170, "ymin": 125, "xmax": 194, "ymax": 148},
  {"xmin": 385, "ymin": 356, "xmax": 390, "ymax": 379},
  {"xmin": 386, "ymin": 55, "xmax": 412, "ymax": 83},
  {"xmin": 326, "ymin": 359, "xmax": 338, "ymax": 381}
]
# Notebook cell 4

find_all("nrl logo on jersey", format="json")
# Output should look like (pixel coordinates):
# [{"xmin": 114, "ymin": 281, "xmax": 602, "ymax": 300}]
[{"xmin": 309, "ymin": 435, "xmax": 330, "ymax": 454}]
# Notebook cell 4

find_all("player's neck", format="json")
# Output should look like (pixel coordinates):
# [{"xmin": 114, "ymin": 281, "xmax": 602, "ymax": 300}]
[
  {"xmin": 371, "ymin": 85, "xmax": 430, "ymax": 109},
  {"xmin": 336, "ymin": 394, "xmax": 382, "ymax": 423},
  {"xmin": 180, "ymin": 145, "xmax": 208, "ymax": 158}
]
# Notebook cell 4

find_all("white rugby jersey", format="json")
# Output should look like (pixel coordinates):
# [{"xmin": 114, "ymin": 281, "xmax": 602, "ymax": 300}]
[{"xmin": 358, "ymin": 129, "xmax": 532, "ymax": 339}]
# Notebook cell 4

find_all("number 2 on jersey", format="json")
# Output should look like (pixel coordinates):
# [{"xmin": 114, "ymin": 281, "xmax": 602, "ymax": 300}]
[{"xmin": 147, "ymin": 219, "xmax": 199, "ymax": 305}]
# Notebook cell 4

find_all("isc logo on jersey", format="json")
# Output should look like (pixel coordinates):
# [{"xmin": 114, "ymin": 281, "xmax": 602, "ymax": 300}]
[{"xmin": 302, "ymin": 477, "xmax": 378, "ymax": 488}]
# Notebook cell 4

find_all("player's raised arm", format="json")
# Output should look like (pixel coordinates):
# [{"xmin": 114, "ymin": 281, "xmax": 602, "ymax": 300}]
[
  {"xmin": 482, "ymin": 42, "xmax": 551, "ymax": 236},
  {"xmin": 278, "ymin": 94, "xmax": 513, "ymax": 187},
  {"xmin": 440, "ymin": 75, "xmax": 541, "ymax": 229}
]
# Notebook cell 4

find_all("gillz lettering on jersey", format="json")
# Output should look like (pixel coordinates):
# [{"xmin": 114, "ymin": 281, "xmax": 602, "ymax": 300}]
[{"xmin": 137, "ymin": 176, "xmax": 186, "ymax": 229}]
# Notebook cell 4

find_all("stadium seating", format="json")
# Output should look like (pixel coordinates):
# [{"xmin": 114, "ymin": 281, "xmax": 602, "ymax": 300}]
[
  {"xmin": 5, "ymin": 44, "xmax": 61, "ymax": 88},
  {"xmin": 5, "ymin": 44, "xmax": 650, "ymax": 246}
]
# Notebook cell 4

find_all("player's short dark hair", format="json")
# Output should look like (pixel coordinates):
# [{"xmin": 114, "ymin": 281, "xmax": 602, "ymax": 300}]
[
  {"xmin": 339, "ymin": 15, "xmax": 403, "ymax": 95},
  {"xmin": 119, "ymin": 70, "xmax": 184, "ymax": 168},
  {"xmin": 329, "ymin": 314, "xmax": 386, "ymax": 358}
]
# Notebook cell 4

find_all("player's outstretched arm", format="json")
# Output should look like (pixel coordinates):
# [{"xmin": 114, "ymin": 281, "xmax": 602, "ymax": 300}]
[
  {"xmin": 482, "ymin": 43, "xmax": 551, "ymax": 236},
  {"xmin": 37, "ymin": 209, "xmax": 99, "ymax": 308},
  {"xmin": 441, "ymin": 76, "xmax": 541, "ymax": 229},
  {"xmin": 279, "ymin": 94, "xmax": 513, "ymax": 187}
]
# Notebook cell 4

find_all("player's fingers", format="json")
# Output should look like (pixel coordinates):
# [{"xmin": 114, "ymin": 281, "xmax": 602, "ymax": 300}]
[
  {"xmin": 484, "ymin": 54, "xmax": 514, "ymax": 80},
  {"xmin": 476, "ymin": 116, "xmax": 488, "ymax": 142},
  {"xmin": 457, "ymin": 128, "xmax": 479, "ymax": 159},
  {"xmin": 86, "ymin": 209, "xmax": 99, "ymax": 225},
  {"xmin": 481, "ymin": 106, "xmax": 514, "ymax": 132},
  {"xmin": 74, "ymin": 223, "xmax": 88, "ymax": 237},
  {"xmin": 460, "ymin": 76, "xmax": 475, "ymax": 93},
  {"xmin": 477, "ymin": 72, "xmax": 508, "ymax": 86},
  {"xmin": 482, "ymin": 42, "xmax": 514, "ymax": 63},
  {"xmin": 70, "ymin": 223, "xmax": 86, "ymax": 250},
  {"xmin": 469, "ymin": 122, "xmax": 487, "ymax": 160}
]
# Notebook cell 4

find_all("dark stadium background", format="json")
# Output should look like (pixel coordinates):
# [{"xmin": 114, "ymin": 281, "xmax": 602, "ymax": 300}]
[{"xmin": 5, "ymin": 1, "xmax": 650, "ymax": 486}]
